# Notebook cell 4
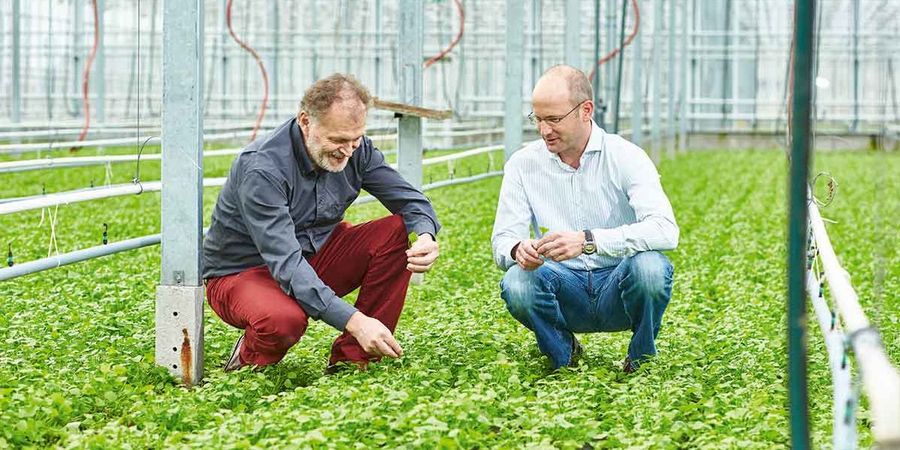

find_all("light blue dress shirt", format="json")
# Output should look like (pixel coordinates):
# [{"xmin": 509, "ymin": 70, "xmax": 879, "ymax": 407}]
[{"xmin": 491, "ymin": 122, "xmax": 679, "ymax": 271}]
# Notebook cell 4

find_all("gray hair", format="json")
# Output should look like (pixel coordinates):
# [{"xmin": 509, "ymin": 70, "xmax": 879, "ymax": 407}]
[{"xmin": 299, "ymin": 73, "xmax": 372, "ymax": 119}]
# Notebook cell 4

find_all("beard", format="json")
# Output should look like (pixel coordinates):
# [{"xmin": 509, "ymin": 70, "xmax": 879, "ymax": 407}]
[{"xmin": 307, "ymin": 136, "xmax": 350, "ymax": 173}]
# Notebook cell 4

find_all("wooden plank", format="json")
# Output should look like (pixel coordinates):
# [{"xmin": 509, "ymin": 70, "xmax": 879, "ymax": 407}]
[{"xmin": 372, "ymin": 97, "xmax": 453, "ymax": 120}]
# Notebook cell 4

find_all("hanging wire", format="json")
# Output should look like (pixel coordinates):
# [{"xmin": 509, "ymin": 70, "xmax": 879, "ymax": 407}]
[
  {"xmin": 424, "ymin": 0, "xmax": 465, "ymax": 69},
  {"xmin": 71, "ymin": 0, "xmax": 100, "ymax": 152},
  {"xmin": 226, "ymin": 0, "xmax": 269, "ymax": 141}
]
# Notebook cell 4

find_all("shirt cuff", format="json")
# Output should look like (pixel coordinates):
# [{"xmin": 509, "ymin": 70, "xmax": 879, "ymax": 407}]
[
  {"xmin": 591, "ymin": 227, "xmax": 627, "ymax": 258},
  {"xmin": 319, "ymin": 297, "xmax": 359, "ymax": 331},
  {"xmin": 495, "ymin": 239, "xmax": 518, "ymax": 270}
]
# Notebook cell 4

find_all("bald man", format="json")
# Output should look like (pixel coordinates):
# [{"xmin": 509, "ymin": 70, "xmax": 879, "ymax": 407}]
[{"xmin": 491, "ymin": 65, "xmax": 679, "ymax": 372}]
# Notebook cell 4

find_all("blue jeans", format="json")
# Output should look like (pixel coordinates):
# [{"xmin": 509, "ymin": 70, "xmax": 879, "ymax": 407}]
[{"xmin": 500, "ymin": 251, "xmax": 674, "ymax": 370}]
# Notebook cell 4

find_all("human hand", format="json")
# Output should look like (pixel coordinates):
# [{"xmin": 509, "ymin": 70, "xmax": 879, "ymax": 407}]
[
  {"xmin": 406, "ymin": 233, "xmax": 439, "ymax": 273},
  {"xmin": 345, "ymin": 312, "xmax": 404, "ymax": 358},
  {"xmin": 535, "ymin": 231, "xmax": 586, "ymax": 262},
  {"xmin": 515, "ymin": 238, "xmax": 544, "ymax": 271}
]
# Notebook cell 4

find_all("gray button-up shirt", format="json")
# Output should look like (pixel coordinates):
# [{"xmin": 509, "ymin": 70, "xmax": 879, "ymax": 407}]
[{"xmin": 202, "ymin": 117, "xmax": 441, "ymax": 331}]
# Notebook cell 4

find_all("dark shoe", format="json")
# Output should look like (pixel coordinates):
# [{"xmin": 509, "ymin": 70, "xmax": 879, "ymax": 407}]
[
  {"xmin": 224, "ymin": 334, "xmax": 246, "ymax": 372},
  {"xmin": 567, "ymin": 336, "xmax": 583, "ymax": 367},
  {"xmin": 622, "ymin": 356, "xmax": 636, "ymax": 374},
  {"xmin": 324, "ymin": 360, "xmax": 368, "ymax": 375}
]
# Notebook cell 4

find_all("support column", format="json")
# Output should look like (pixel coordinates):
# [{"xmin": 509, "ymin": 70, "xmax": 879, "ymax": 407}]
[
  {"xmin": 219, "ymin": 0, "xmax": 229, "ymax": 118},
  {"xmin": 267, "ymin": 1, "xmax": 279, "ymax": 115},
  {"xmin": 504, "ymin": 0, "xmax": 524, "ymax": 160},
  {"xmin": 71, "ymin": 0, "xmax": 84, "ymax": 116},
  {"xmin": 157, "ymin": 0, "xmax": 205, "ymax": 386},
  {"xmin": 650, "ymin": 0, "xmax": 663, "ymax": 161},
  {"xmin": 374, "ymin": 0, "xmax": 382, "ymax": 95},
  {"xmin": 397, "ymin": 0, "xmax": 424, "ymax": 188},
  {"xmin": 564, "ymin": 0, "xmax": 580, "ymax": 68},
  {"xmin": 666, "ymin": 0, "xmax": 676, "ymax": 157},
  {"xmin": 11, "ymin": 0, "xmax": 21, "ymax": 123},
  {"xmin": 631, "ymin": 9, "xmax": 643, "ymax": 146},
  {"xmin": 678, "ymin": 0, "xmax": 689, "ymax": 151},
  {"xmin": 95, "ymin": 0, "xmax": 105, "ymax": 123}
]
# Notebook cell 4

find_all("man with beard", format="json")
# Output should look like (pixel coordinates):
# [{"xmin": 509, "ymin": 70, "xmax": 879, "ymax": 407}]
[{"xmin": 203, "ymin": 74, "xmax": 441, "ymax": 373}]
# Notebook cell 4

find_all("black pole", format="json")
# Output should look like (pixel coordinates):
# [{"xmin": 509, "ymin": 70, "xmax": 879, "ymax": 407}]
[
  {"xmin": 612, "ymin": 0, "xmax": 628, "ymax": 133},
  {"xmin": 788, "ymin": 0, "xmax": 815, "ymax": 448}
]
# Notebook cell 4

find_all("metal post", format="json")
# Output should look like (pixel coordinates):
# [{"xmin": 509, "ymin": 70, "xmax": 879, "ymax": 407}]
[
  {"xmin": 650, "ymin": 0, "xmax": 662, "ymax": 161},
  {"xmin": 666, "ymin": 0, "xmax": 676, "ymax": 157},
  {"xmin": 95, "ymin": 0, "xmax": 105, "ymax": 123},
  {"xmin": 788, "ymin": 0, "xmax": 815, "ymax": 447},
  {"xmin": 397, "ymin": 0, "xmax": 424, "ymax": 188},
  {"xmin": 219, "ymin": 0, "xmax": 229, "ymax": 118},
  {"xmin": 374, "ymin": 0, "xmax": 382, "ymax": 95},
  {"xmin": 71, "ymin": 0, "xmax": 84, "ymax": 116},
  {"xmin": 721, "ymin": 0, "xmax": 732, "ymax": 130},
  {"xmin": 505, "ymin": 0, "xmax": 525, "ymax": 160},
  {"xmin": 851, "ymin": 0, "xmax": 860, "ymax": 132},
  {"xmin": 564, "ymin": 0, "xmax": 580, "ymax": 68},
  {"xmin": 631, "ymin": 7, "xmax": 643, "ymax": 146},
  {"xmin": 678, "ymin": 0, "xmax": 688, "ymax": 151},
  {"xmin": 11, "ymin": 0, "xmax": 21, "ymax": 123},
  {"xmin": 46, "ymin": 0, "xmax": 53, "ymax": 120},
  {"xmin": 592, "ymin": 1, "xmax": 603, "ymax": 127},
  {"xmin": 268, "ymin": 1, "xmax": 279, "ymax": 115},
  {"xmin": 157, "ymin": 0, "xmax": 205, "ymax": 386},
  {"xmin": 605, "ymin": 1, "xmax": 617, "ymax": 129},
  {"xmin": 530, "ymin": 0, "xmax": 541, "ymax": 89}
]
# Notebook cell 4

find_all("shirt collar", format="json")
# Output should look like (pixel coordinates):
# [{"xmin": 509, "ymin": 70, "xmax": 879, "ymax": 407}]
[
  {"xmin": 545, "ymin": 121, "xmax": 606, "ymax": 160},
  {"xmin": 290, "ymin": 118, "xmax": 316, "ymax": 175}
]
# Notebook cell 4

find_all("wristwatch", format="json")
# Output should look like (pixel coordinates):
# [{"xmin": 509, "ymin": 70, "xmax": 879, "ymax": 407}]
[{"xmin": 582, "ymin": 229, "xmax": 597, "ymax": 255}]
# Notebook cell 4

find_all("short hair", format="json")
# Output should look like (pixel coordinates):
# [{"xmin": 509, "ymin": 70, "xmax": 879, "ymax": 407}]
[
  {"xmin": 543, "ymin": 65, "xmax": 593, "ymax": 106},
  {"xmin": 299, "ymin": 73, "xmax": 372, "ymax": 119}
]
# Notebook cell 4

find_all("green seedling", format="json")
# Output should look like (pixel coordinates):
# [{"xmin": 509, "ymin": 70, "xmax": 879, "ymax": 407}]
[{"xmin": 408, "ymin": 232, "xmax": 419, "ymax": 247}]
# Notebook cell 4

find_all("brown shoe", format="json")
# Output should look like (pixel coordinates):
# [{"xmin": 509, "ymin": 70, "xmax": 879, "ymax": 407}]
[
  {"xmin": 622, "ymin": 356, "xmax": 636, "ymax": 374},
  {"xmin": 224, "ymin": 334, "xmax": 246, "ymax": 372}
]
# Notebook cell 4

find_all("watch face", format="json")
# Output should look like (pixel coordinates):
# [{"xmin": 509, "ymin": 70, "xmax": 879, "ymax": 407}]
[{"xmin": 583, "ymin": 243, "xmax": 597, "ymax": 254}]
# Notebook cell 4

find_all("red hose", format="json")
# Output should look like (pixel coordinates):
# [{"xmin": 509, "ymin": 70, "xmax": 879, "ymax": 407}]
[
  {"xmin": 424, "ymin": 0, "xmax": 465, "ymax": 69},
  {"xmin": 71, "ymin": 0, "xmax": 100, "ymax": 152},
  {"xmin": 226, "ymin": 0, "xmax": 269, "ymax": 142},
  {"xmin": 588, "ymin": 0, "xmax": 640, "ymax": 82}
]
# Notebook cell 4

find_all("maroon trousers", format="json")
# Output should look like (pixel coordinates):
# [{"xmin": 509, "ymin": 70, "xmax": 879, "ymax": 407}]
[{"xmin": 205, "ymin": 214, "xmax": 412, "ymax": 366}]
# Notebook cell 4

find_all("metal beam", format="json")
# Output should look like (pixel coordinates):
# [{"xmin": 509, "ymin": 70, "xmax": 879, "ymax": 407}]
[
  {"xmin": 564, "ymin": 0, "xmax": 580, "ymax": 67},
  {"xmin": 157, "ymin": 0, "xmax": 205, "ymax": 386},
  {"xmin": 631, "ymin": 7, "xmax": 643, "ymax": 146},
  {"xmin": 95, "ymin": 0, "xmax": 105, "ymax": 123},
  {"xmin": 11, "ymin": 0, "xmax": 21, "ymax": 123},
  {"xmin": 267, "ymin": 1, "xmax": 279, "ymax": 113},
  {"xmin": 397, "ymin": 0, "xmax": 424, "ymax": 188},
  {"xmin": 788, "ymin": 0, "xmax": 815, "ymax": 447},
  {"xmin": 650, "ymin": 0, "xmax": 663, "ymax": 161},
  {"xmin": 71, "ymin": 0, "xmax": 84, "ymax": 116},
  {"xmin": 504, "ymin": 0, "xmax": 524, "ymax": 160},
  {"xmin": 678, "ymin": 0, "xmax": 689, "ymax": 151},
  {"xmin": 667, "ymin": 0, "xmax": 676, "ymax": 157}
]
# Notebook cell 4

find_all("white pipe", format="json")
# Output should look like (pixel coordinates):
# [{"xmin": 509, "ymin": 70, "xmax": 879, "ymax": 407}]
[
  {"xmin": 807, "ymin": 269, "xmax": 856, "ymax": 449},
  {"xmin": 809, "ymin": 200, "xmax": 900, "ymax": 446},
  {"xmin": 0, "ymin": 178, "xmax": 228, "ymax": 215},
  {"xmin": 0, "ymin": 148, "xmax": 244, "ymax": 173}
]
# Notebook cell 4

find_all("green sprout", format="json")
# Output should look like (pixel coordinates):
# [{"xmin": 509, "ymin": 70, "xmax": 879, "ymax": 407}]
[{"xmin": 408, "ymin": 232, "xmax": 419, "ymax": 247}]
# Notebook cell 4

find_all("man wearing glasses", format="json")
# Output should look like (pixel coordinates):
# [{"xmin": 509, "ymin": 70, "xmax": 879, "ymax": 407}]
[{"xmin": 490, "ymin": 65, "xmax": 679, "ymax": 373}]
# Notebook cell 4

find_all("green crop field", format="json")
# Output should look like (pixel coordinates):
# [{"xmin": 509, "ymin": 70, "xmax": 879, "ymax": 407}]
[{"xmin": 1, "ymin": 150, "xmax": 897, "ymax": 449}]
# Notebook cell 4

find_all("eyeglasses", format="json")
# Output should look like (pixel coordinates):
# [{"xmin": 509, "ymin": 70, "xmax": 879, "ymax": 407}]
[{"xmin": 528, "ymin": 101, "xmax": 587, "ymax": 127}]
